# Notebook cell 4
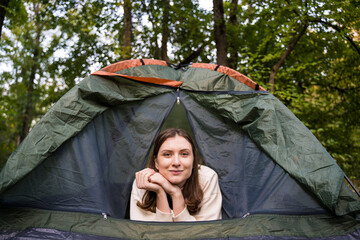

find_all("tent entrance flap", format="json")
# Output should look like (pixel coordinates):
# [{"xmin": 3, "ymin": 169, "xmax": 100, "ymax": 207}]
[
  {"xmin": 0, "ymin": 93, "xmax": 176, "ymax": 219},
  {"xmin": 180, "ymin": 91, "xmax": 330, "ymax": 218}
]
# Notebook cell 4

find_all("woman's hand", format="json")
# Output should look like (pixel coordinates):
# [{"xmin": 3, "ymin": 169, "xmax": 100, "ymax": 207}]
[
  {"xmin": 136, "ymin": 168, "xmax": 186, "ymax": 216},
  {"xmin": 135, "ymin": 168, "xmax": 163, "ymax": 193},
  {"xmin": 149, "ymin": 172, "xmax": 182, "ymax": 197},
  {"xmin": 149, "ymin": 172, "xmax": 185, "ymax": 216}
]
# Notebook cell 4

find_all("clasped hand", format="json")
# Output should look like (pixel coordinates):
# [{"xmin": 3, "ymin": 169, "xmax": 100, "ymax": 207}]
[{"xmin": 135, "ymin": 168, "xmax": 180, "ymax": 196}]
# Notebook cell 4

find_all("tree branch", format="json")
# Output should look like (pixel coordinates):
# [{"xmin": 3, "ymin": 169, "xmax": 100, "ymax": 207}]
[
  {"xmin": 176, "ymin": 42, "xmax": 208, "ymax": 69},
  {"xmin": 284, "ymin": 0, "xmax": 360, "ymax": 56},
  {"xmin": 269, "ymin": 23, "xmax": 309, "ymax": 92},
  {"xmin": 311, "ymin": 19, "xmax": 360, "ymax": 56}
]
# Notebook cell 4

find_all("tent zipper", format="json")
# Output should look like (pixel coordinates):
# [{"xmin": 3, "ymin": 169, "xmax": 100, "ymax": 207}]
[
  {"xmin": 242, "ymin": 212, "xmax": 250, "ymax": 218},
  {"xmin": 176, "ymin": 88, "xmax": 180, "ymax": 104}
]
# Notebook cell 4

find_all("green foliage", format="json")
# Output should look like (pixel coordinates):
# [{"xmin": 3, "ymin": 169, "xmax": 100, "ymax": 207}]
[
  {"xmin": 133, "ymin": 0, "xmax": 213, "ymax": 62},
  {"xmin": 220, "ymin": 0, "xmax": 360, "ymax": 179}
]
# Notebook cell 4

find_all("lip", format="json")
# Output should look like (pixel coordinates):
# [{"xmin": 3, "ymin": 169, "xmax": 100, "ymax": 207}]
[{"xmin": 169, "ymin": 170, "xmax": 183, "ymax": 175}]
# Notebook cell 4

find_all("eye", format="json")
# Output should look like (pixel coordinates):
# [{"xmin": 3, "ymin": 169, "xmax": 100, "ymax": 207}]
[
  {"xmin": 181, "ymin": 151, "xmax": 190, "ymax": 157},
  {"xmin": 162, "ymin": 152, "xmax": 172, "ymax": 157}
]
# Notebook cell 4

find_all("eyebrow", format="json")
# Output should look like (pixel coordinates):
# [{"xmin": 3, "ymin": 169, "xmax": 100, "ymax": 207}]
[{"xmin": 160, "ymin": 148, "xmax": 191, "ymax": 152}]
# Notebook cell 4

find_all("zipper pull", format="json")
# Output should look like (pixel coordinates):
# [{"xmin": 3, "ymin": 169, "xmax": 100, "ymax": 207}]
[
  {"xmin": 242, "ymin": 213, "xmax": 250, "ymax": 218},
  {"xmin": 176, "ymin": 88, "xmax": 180, "ymax": 104},
  {"xmin": 102, "ymin": 212, "xmax": 108, "ymax": 220}
]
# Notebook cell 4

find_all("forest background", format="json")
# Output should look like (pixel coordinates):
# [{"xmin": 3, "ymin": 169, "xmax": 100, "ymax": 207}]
[{"xmin": 0, "ymin": 0, "xmax": 359, "ymax": 185}]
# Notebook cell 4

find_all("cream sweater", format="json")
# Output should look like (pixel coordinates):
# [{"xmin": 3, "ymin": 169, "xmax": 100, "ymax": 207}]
[{"xmin": 130, "ymin": 165, "xmax": 222, "ymax": 222}]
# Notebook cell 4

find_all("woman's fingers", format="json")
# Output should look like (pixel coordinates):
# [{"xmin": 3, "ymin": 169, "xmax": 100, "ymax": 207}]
[
  {"xmin": 149, "ymin": 173, "xmax": 180, "ymax": 195},
  {"xmin": 136, "ymin": 168, "xmax": 161, "ymax": 191},
  {"xmin": 136, "ymin": 169, "xmax": 149, "ymax": 188},
  {"xmin": 135, "ymin": 168, "xmax": 182, "ymax": 196},
  {"xmin": 148, "ymin": 172, "xmax": 166, "ymax": 185},
  {"xmin": 147, "ymin": 173, "xmax": 165, "ymax": 191}
]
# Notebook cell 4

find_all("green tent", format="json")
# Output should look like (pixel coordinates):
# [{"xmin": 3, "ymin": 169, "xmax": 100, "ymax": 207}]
[{"xmin": 1, "ymin": 59, "xmax": 359, "ymax": 239}]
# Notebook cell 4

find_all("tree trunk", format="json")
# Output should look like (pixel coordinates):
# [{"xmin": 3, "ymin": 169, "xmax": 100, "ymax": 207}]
[
  {"xmin": 228, "ymin": 0, "xmax": 238, "ymax": 69},
  {"xmin": 160, "ymin": 0, "xmax": 170, "ymax": 62},
  {"xmin": 19, "ymin": 2, "xmax": 44, "ymax": 143},
  {"xmin": 19, "ymin": 25, "xmax": 41, "ymax": 143},
  {"xmin": 0, "ymin": 0, "xmax": 10, "ymax": 39},
  {"xmin": 213, "ymin": 0, "xmax": 228, "ymax": 66},
  {"xmin": 269, "ymin": 23, "xmax": 308, "ymax": 92},
  {"xmin": 142, "ymin": 0, "xmax": 160, "ymax": 59},
  {"xmin": 122, "ymin": 0, "xmax": 132, "ymax": 60}
]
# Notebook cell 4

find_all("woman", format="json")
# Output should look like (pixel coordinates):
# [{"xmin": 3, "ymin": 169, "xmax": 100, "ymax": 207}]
[{"xmin": 130, "ymin": 128, "xmax": 222, "ymax": 222}]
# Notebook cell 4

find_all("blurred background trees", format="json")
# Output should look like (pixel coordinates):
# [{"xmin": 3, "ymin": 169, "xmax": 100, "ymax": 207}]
[{"xmin": 0, "ymin": 0, "xmax": 359, "ymax": 180}]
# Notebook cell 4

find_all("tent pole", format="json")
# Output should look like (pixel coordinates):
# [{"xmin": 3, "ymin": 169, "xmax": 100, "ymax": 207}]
[{"xmin": 344, "ymin": 175, "xmax": 360, "ymax": 198}]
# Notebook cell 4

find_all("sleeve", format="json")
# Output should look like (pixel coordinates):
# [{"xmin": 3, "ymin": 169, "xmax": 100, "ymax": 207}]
[
  {"xmin": 172, "ymin": 166, "xmax": 222, "ymax": 222},
  {"xmin": 130, "ymin": 180, "xmax": 173, "ymax": 222},
  {"xmin": 190, "ymin": 166, "xmax": 222, "ymax": 221},
  {"xmin": 172, "ymin": 206, "xmax": 196, "ymax": 221}
]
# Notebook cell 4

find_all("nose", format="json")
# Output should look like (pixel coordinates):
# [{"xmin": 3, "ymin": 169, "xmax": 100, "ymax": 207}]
[{"xmin": 172, "ymin": 154, "xmax": 181, "ymax": 166}]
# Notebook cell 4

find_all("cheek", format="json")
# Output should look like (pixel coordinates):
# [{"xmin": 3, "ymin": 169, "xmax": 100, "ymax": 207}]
[
  {"xmin": 155, "ymin": 157, "xmax": 169, "ymax": 170},
  {"xmin": 185, "ymin": 157, "xmax": 194, "ymax": 170}
]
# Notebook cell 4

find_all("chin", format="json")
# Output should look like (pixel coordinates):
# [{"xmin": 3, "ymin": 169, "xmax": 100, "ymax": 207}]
[
  {"xmin": 170, "ymin": 178, "xmax": 190, "ymax": 188},
  {"xmin": 169, "ymin": 179, "xmax": 183, "ymax": 186}
]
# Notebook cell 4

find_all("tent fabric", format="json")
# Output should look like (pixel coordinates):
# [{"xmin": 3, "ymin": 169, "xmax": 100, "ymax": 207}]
[
  {"xmin": 0, "ymin": 228, "xmax": 120, "ymax": 240},
  {"xmin": 184, "ymin": 91, "xmax": 349, "ymax": 215},
  {"xmin": 1, "ymin": 206, "xmax": 360, "ymax": 240},
  {"xmin": 2, "ymin": 229, "xmax": 360, "ymax": 240},
  {"xmin": 1, "ymin": 92, "xmax": 177, "ymax": 218},
  {"xmin": 91, "ymin": 70, "xmax": 183, "ymax": 87},
  {"xmin": 0, "ymin": 91, "xmax": 330, "ymax": 219},
  {"xmin": 1, "ymin": 59, "xmax": 360, "ymax": 239},
  {"xmin": 180, "ymin": 91, "xmax": 329, "ymax": 218},
  {"xmin": 191, "ymin": 63, "xmax": 266, "ymax": 91},
  {"xmin": 101, "ymin": 59, "xmax": 168, "ymax": 73},
  {"xmin": 0, "ymin": 75, "xmax": 173, "ymax": 194}
]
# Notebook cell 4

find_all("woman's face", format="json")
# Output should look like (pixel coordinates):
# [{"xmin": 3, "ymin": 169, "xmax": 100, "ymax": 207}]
[{"xmin": 155, "ymin": 135, "xmax": 194, "ymax": 188}]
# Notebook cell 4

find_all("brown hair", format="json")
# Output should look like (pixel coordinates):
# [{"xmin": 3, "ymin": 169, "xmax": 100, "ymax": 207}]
[{"xmin": 137, "ymin": 128, "xmax": 203, "ymax": 215}]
